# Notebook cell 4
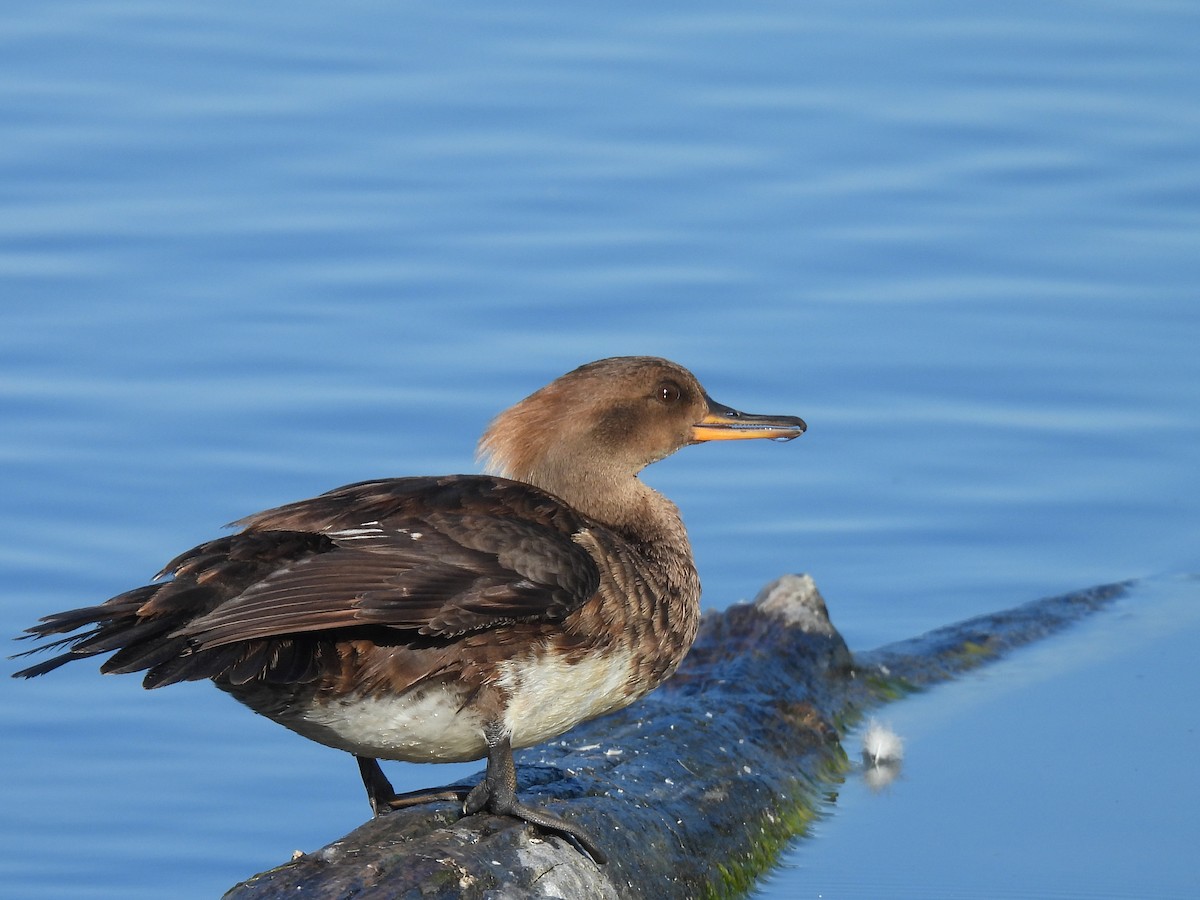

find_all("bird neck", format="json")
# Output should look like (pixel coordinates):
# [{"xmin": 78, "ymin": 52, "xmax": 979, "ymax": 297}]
[
  {"xmin": 537, "ymin": 467, "xmax": 677, "ymax": 540},
  {"xmin": 542, "ymin": 470, "xmax": 699, "ymax": 601}
]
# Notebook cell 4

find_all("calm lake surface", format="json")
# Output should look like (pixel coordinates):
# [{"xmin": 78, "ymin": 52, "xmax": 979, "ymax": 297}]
[{"xmin": 2, "ymin": 2, "xmax": 1198, "ymax": 898}]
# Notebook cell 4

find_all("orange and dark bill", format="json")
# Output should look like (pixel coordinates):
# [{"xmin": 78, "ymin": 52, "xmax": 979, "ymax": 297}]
[{"xmin": 690, "ymin": 396, "xmax": 807, "ymax": 443}]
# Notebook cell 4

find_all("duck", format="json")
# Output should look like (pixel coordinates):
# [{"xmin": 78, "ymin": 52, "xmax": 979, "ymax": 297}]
[{"xmin": 14, "ymin": 356, "xmax": 805, "ymax": 862}]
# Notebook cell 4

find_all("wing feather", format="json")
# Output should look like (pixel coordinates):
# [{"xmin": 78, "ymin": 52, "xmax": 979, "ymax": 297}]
[{"xmin": 179, "ymin": 477, "xmax": 602, "ymax": 648}]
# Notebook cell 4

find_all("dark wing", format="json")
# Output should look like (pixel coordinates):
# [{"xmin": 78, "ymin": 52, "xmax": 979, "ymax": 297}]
[
  {"xmin": 182, "ymin": 484, "xmax": 601, "ymax": 647},
  {"xmin": 13, "ymin": 475, "xmax": 602, "ymax": 687}
]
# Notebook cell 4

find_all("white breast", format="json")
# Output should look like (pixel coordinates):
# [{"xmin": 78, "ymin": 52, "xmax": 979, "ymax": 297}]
[
  {"xmin": 261, "ymin": 685, "xmax": 490, "ymax": 763},
  {"xmin": 230, "ymin": 646, "xmax": 640, "ymax": 762},
  {"xmin": 497, "ymin": 646, "xmax": 638, "ymax": 750}
]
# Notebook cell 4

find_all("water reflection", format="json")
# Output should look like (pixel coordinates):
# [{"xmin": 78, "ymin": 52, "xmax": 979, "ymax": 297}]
[{"xmin": 860, "ymin": 719, "xmax": 905, "ymax": 792}]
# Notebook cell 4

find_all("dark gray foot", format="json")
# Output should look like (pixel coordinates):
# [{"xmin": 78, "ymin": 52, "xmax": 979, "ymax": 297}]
[
  {"xmin": 355, "ymin": 744, "xmax": 605, "ymax": 864},
  {"xmin": 464, "ymin": 732, "xmax": 607, "ymax": 864}
]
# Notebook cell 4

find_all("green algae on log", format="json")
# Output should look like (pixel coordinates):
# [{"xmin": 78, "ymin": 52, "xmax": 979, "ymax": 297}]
[{"xmin": 224, "ymin": 575, "xmax": 1129, "ymax": 900}]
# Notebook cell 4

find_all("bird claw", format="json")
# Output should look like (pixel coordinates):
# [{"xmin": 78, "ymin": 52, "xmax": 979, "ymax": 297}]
[{"xmin": 463, "ymin": 773, "xmax": 607, "ymax": 864}]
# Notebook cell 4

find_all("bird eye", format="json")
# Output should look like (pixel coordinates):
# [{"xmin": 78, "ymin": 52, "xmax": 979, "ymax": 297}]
[{"xmin": 656, "ymin": 381, "xmax": 682, "ymax": 405}]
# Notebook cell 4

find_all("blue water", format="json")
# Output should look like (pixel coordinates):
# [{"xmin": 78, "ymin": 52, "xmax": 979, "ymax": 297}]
[{"xmin": 2, "ymin": 2, "xmax": 1198, "ymax": 897}]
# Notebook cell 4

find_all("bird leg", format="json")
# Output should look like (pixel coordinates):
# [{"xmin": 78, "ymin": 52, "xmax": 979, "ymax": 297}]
[
  {"xmin": 355, "ymin": 755, "xmax": 467, "ymax": 817},
  {"xmin": 355, "ymin": 740, "xmax": 606, "ymax": 864},
  {"xmin": 462, "ymin": 728, "xmax": 607, "ymax": 864}
]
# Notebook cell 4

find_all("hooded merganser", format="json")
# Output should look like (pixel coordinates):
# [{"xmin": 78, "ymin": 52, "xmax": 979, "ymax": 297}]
[{"xmin": 14, "ymin": 356, "xmax": 805, "ymax": 861}]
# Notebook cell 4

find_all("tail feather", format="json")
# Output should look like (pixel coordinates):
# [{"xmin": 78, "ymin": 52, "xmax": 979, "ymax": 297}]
[
  {"xmin": 142, "ymin": 644, "xmax": 247, "ymax": 689},
  {"xmin": 11, "ymin": 529, "xmax": 340, "ymax": 687},
  {"xmin": 12, "ymin": 590, "xmax": 156, "ymax": 679},
  {"xmin": 12, "ymin": 653, "xmax": 86, "ymax": 679},
  {"xmin": 101, "ymin": 636, "xmax": 193, "ymax": 679}
]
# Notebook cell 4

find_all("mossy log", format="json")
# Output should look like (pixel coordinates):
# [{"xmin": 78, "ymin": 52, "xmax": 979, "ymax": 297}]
[{"xmin": 224, "ymin": 575, "xmax": 1128, "ymax": 900}]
